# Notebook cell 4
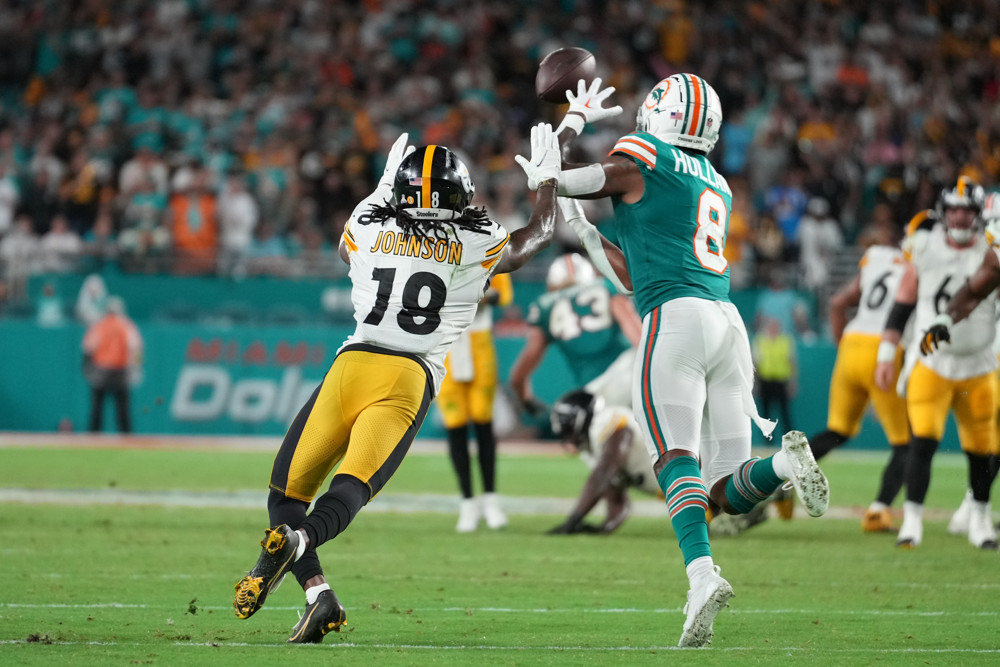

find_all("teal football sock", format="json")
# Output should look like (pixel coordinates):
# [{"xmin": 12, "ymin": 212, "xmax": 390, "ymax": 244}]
[
  {"xmin": 725, "ymin": 457, "xmax": 783, "ymax": 514},
  {"xmin": 659, "ymin": 456, "xmax": 711, "ymax": 566}
]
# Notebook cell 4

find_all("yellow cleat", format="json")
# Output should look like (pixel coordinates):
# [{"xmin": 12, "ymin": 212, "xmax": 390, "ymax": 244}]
[
  {"xmin": 861, "ymin": 508, "xmax": 894, "ymax": 533},
  {"xmin": 233, "ymin": 525, "xmax": 300, "ymax": 619}
]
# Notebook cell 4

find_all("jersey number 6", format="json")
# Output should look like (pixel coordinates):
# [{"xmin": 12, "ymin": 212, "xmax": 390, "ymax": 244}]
[{"xmin": 364, "ymin": 267, "xmax": 448, "ymax": 334}]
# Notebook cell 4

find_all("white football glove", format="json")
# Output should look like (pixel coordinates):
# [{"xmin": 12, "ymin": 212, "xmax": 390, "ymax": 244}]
[
  {"xmin": 985, "ymin": 218, "xmax": 1000, "ymax": 248},
  {"xmin": 378, "ymin": 132, "xmax": 415, "ymax": 187},
  {"xmin": 514, "ymin": 122, "xmax": 561, "ymax": 191},
  {"xmin": 557, "ymin": 78, "xmax": 623, "ymax": 136}
]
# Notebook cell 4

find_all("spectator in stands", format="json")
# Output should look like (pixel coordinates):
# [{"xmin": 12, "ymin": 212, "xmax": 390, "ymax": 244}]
[
  {"xmin": 755, "ymin": 267, "xmax": 814, "ymax": 342},
  {"xmin": 168, "ymin": 163, "xmax": 217, "ymax": 275},
  {"xmin": 0, "ymin": 215, "xmax": 40, "ymax": 294},
  {"xmin": 725, "ymin": 178, "xmax": 754, "ymax": 290},
  {"xmin": 81, "ymin": 208, "xmax": 120, "ymax": 272},
  {"xmin": 0, "ymin": 160, "xmax": 20, "ymax": 238},
  {"xmin": 765, "ymin": 168, "xmax": 811, "ymax": 249},
  {"xmin": 38, "ymin": 214, "xmax": 83, "ymax": 273},
  {"xmin": 36, "ymin": 282, "xmax": 66, "ymax": 328},
  {"xmin": 118, "ymin": 176, "xmax": 169, "ymax": 270},
  {"xmin": 247, "ymin": 222, "xmax": 289, "ymax": 277},
  {"xmin": 119, "ymin": 142, "xmax": 169, "ymax": 199},
  {"xmin": 798, "ymin": 197, "xmax": 844, "ymax": 293},
  {"xmin": 217, "ymin": 171, "xmax": 258, "ymax": 279},
  {"xmin": 82, "ymin": 296, "xmax": 143, "ymax": 434}
]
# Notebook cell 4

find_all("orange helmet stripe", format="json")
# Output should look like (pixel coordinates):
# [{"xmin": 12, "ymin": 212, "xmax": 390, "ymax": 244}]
[
  {"xmin": 421, "ymin": 145, "xmax": 437, "ymax": 207},
  {"xmin": 687, "ymin": 75, "xmax": 703, "ymax": 136}
]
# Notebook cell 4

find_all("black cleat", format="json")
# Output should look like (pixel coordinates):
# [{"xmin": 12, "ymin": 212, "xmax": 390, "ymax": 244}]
[
  {"xmin": 287, "ymin": 589, "xmax": 347, "ymax": 643},
  {"xmin": 233, "ymin": 525, "xmax": 300, "ymax": 619}
]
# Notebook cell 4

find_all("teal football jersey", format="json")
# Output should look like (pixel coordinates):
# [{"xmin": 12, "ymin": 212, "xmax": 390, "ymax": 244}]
[
  {"xmin": 526, "ymin": 278, "xmax": 631, "ymax": 386},
  {"xmin": 609, "ymin": 132, "xmax": 732, "ymax": 318}
]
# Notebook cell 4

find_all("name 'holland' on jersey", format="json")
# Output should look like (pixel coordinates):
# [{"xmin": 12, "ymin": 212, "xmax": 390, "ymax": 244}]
[
  {"xmin": 668, "ymin": 147, "xmax": 731, "ymax": 196},
  {"xmin": 368, "ymin": 229, "xmax": 463, "ymax": 266}
]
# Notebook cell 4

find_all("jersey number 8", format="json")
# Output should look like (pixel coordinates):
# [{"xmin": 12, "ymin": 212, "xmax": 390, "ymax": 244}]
[{"xmin": 693, "ymin": 189, "xmax": 729, "ymax": 275}]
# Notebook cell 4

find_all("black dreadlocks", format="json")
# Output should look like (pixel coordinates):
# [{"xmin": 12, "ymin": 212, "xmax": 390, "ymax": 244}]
[{"xmin": 357, "ymin": 201, "xmax": 494, "ymax": 241}]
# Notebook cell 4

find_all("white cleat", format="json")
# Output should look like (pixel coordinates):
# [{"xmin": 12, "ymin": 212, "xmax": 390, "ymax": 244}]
[
  {"xmin": 781, "ymin": 431, "xmax": 829, "ymax": 517},
  {"xmin": 456, "ymin": 497, "xmax": 481, "ymax": 533},
  {"xmin": 481, "ymin": 493, "xmax": 508, "ymax": 530},
  {"xmin": 968, "ymin": 502, "xmax": 999, "ymax": 551},
  {"xmin": 896, "ymin": 512, "xmax": 923, "ymax": 549},
  {"xmin": 677, "ymin": 567, "xmax": 735, "ymax": 648},
  {"xmin": 948, "ymin": 490, "xmax": 974, "ymax": 536}
]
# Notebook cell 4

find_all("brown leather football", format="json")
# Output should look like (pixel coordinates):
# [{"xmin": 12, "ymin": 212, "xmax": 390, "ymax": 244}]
[{"xmin": 535, "ymin": 47, "xmax": 596, "ymax": 104}]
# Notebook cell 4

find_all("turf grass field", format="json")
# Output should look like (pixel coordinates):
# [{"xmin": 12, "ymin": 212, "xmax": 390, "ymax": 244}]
[{"xmin": 1, "ymin": 437, "xmax": 998, "ymax": 665}]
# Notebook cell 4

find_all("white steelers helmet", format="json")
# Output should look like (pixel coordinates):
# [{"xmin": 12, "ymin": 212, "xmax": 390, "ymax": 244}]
[
  {"xmin": 937, "ymin": 175, "xmax": 985, "ymax": 245},
  {"xmin": 546, "ymin": 252, "xmax": 596, "ymax": 291},
  {"xmin": 636, "ymin": 73, "xmax": 723, "ymax": 153},
  {"xmin": 982, "ymin": 192, "xmax": 1000, "ymax": 247}
]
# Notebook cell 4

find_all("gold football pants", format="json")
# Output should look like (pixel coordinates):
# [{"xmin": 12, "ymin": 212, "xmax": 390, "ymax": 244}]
[
  {"xmin": 907, "ymin": 361, "xmax": 997, "ymax": 456},
  {"xmin": 437, "ymin": 330, "xmax": 498, "ymax": 428},
  {"xmin": 826, "ymin": 333, "xmax": 909, "ymax": 444},
  {"xmin": 270, "ymin": 344, "xmax": 433, "ymax": 503}
]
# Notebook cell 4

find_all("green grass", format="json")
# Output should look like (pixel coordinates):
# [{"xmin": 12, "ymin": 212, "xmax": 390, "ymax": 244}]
[{"xmin": 2, "ymin": 442, "xmax": 997, "ymax": 665}]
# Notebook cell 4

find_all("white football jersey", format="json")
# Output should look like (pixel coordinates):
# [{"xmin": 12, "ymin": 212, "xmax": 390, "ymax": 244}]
[
  {"xmin": 905, "ymin": 224, "xmax": 998, "ymax": 379},
  {"xmin": 579, "ymin": 404, "xmax": 660, "ymax": 496},
  {"xmin": 844, "ymin": 245, "xmax": 905, "ymax": 337},
  {"xmin": 339, "ymin": 195, "xmax": 510, "ymax": 392}
]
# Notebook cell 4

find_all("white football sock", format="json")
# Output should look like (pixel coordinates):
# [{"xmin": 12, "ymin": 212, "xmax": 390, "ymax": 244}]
[
  {"xmin": 903, "ymin": 500, "xmax": 924, "ymax": 520},
  {"xmin": 771, "ymin": 450, "xmax": 792, "ymax": 480},
  {"xmin": 686, "ymin": 556, "xmax": 715, "ymax": 588},
  {"xmin": 295, "ymin": 529, "xmax": 308, "ymax": 561},
  {"xmin": 305, "ymin": 582, "xmax": 330, "ymax": 606}
]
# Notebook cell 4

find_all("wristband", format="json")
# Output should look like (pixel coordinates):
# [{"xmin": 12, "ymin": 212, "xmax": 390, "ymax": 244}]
[
  {"xmin": 930, "ymin": 313, "xmax": 954, "ymax": 329},
  {"xmin": 537, "ymin": 178, "xmax": 559, "ymax": 190},
  {"xmin": 555, "ymin": 113, "xmax": 585, "ymax": 137},
  {"xmin": 876, "ymin": 341, "xmax": 898, "ymax": 364}
]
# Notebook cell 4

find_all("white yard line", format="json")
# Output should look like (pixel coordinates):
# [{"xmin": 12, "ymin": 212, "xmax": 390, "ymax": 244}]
[
  {"xmin": 2, "ymin": 602, "xmax": 996, "ymax": 617},
  {"xmin": 0, "ymin": 638, "xmax": 997, "ymax": 653},
  {"xmin": 0, "ymin": 486, "xmax": 968, "ymax": 521}
]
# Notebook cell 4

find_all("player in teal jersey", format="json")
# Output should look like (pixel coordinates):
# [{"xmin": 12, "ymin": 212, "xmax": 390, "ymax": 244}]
[
  {"xmin": 533, "ymin": 75, "xmax": 831, "ymax": 648},
  {"xmin": 510, "ymin": 252, "xmax": 640, "ymax": 414}
]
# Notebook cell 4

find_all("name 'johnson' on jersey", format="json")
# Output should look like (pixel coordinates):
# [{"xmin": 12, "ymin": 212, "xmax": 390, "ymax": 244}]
[{"xmin": 340, "ymin": 210, "xmax": 510, "ymax": 392}]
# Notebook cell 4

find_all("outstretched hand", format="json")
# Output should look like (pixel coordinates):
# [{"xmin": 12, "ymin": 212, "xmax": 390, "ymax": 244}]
[
  {"xmin": 379, "ymin": 133, "xmax": 415, "ymax": 186},
  {"xmin": 565, "ymin": 77, "xmax": 623, "ymax": 125},
  {"xmin": 515, "ymin": 122, "xmax": 561, "ymax": 191}
]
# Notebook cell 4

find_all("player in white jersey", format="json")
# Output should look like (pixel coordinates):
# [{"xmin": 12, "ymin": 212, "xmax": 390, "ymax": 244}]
[
  {"xmin": 548, "ymin": 388, "xmax": 768, "ymax": 536},
  {"xmin": 233, "ymin": 124, "xmax": 565, "ymax": 642},
  {"xmin": 876, "ymin": 177, "xmax": 999, "ymax": 550},
  {"xmin": 919, "ymin": 189, "xmax": 1000, "ymax": 549},
  {"xmin": 547, "ymin": 388, "xmax": 660, "ymax": 534},
  {"xmin": 808, "ymin": 223, "xmax": 911, "ymax": 533}
]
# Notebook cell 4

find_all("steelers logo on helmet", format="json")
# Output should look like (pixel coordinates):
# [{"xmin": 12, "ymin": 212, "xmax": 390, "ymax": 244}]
[
  {"xmin": 393, "ymin": 146, "xmax": 475, "ymax": 221},
  {"xmin": 635, "ymin": 73, "xmax": 722, "ymax": 153},
  {"xmin": 937, "ymin": 175, "xmax": 985, "ymax": 245}
]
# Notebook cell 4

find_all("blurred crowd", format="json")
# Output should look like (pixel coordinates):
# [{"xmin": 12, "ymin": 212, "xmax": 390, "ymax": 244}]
[{"xmin": 0, "ymin": 0, "xmax": 998, "ymax": 318}]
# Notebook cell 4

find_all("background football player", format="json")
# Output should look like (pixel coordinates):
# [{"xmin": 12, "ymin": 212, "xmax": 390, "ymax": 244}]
[
  {"xmin": 875, "ymin": 177, "xmax": 998, "ymax": 550},
  {"xmin": 919, "ymin": 189, "xmax": 1000, "ymax": 547},
  {"xmin": 808, "ymin": 223, "xmax": 911, "ymax": 533},
  {"xmin": 509, "ymin": 239, "xmax": 641, "ymax": 415},
  {"xmin": 436, "ymin": 271, "xmax": 513, "ymax": 533}
]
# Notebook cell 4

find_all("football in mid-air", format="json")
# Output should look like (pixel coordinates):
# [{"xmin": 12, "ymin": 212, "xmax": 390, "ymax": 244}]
[{"xmin": 535, "ymin": 47, "xmax": 596, "ymax": 103}]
